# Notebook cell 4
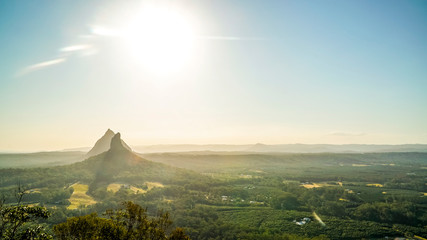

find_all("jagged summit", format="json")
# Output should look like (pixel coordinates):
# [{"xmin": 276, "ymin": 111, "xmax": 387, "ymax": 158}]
[
  {"xmin": 102, "ymin": 132, "xmax": 136, "ymax": 168},
  {"xmin": 90, "ymin": 132, "xmax": 155, "ymax": 184},
  {"xmin": 110, "ymin": 133, "xmax": 128, "ymax": 151},
  {"xmin": 86, "ymin": 129, "xmax": 132, "ymax": 158}
]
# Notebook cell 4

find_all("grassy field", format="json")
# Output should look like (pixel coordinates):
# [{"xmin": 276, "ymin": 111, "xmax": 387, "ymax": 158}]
[
  {"xmin": 145, "ymin": 182, "xmax": 164, "ymax": 190},
  {"xmin": 366, "ymin": 183, "xmax": 384, "ymax": 187},
  {"xmin": 107, "ymin": 183, "xmax": 146, "ymax": 194},
  {"xmin": 106, "ymin": 182, "xmax": 164, "ymax": 194},
  {"xmin": 106, "ymin": 183, "xmax": 122, "ymax": 193},
  {"xmin": 67, "ymin": 183, "xmax": 97, "ymax": 210},
  {"xmin": 301, "ymin": 182, "xmax": 339, "ymax": 189}
]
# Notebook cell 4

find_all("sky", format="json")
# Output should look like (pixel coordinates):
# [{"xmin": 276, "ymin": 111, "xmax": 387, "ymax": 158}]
[{"xmin": 1, "ymin": 0, "xmax": 427, "ymax": 151}]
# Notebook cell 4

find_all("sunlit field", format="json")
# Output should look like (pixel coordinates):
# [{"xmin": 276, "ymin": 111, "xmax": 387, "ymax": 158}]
[{"xmin": 67, "ymin": 183, "xmax": 97, "ymax": 210}]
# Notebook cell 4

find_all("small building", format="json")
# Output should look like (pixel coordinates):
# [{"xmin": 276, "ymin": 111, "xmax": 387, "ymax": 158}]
[{"xmin": 295, "ymin": 217, "xmax": 311, "ymax": 226}]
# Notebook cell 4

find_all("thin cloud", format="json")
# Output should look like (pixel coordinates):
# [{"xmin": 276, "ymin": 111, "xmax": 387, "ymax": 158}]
[
  {"xmin": 17, "ymin": 44, "xmax": 94, "ymax": 77},
  {"xmin": 61, "ymin": 44, "xmax": 97, "ymax": 57},
  {"xmin": 60, "ymin": 44, "xmax": 92, "ymax": 52},
  {"xmin": 16, "ymin": 26, "xmax": 105, "ymax": 77},
  {"xmin": 17, "ymin": 58, "xmax": 66, "ymax": 77}
]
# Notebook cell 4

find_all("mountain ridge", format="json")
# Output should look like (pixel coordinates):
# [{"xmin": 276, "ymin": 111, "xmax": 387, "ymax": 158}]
[{"xmin": 86, "ymin": 129, "xmax": 132, "ymax": 158}]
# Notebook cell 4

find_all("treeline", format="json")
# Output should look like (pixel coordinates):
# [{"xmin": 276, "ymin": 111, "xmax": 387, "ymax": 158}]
[{"xmin": 1, "ymin": 197, "xmax": 190, "ymax": 240}]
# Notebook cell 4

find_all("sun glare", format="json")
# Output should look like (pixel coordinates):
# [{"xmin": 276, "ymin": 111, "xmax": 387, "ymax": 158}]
[{"xmin": 121, "ymin": 5, "xmax": 196, "ymax": 75}]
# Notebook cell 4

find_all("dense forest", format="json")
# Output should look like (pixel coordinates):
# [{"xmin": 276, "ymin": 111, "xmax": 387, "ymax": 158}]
[{"xmin": 0, "ymin": 142, "xmax": 426, "ymax": 239}]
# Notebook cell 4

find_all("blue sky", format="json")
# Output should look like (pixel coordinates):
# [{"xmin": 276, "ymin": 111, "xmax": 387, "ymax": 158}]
[{"xmin": 0, "ymin": 0, "xmax": 426, "ymax": 151}]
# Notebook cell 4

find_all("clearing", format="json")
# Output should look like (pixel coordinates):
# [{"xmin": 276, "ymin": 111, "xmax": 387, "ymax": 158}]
[
  {"xmin": 366, "ymin": 183, "xmax": 384, "ymax": 187},
  {"xmin": 107, "ymin": 182, "xmax": 164, "ymax": 194},
  {"xmin": 67, "ymin": 183, "xmax": 97, "ymax": 210}
]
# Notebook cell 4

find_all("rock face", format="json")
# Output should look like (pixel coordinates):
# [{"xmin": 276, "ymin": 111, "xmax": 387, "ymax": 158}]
[
  {"xmin": 102, "ymin": 132, "xmax": 139, "ymax": 166},
  {"xmin": 92, "ymin": 132, "xmax": 150, "ymax": 184},
  {"xmin": 86, "ymin": 129, "xmax": 132, "ymax": 158},
  {"xmin": 110, "ymin": 133, "xmax": 127, "ymax": 151}
]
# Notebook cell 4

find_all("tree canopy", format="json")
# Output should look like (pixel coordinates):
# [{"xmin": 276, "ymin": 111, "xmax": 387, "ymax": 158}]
[{"xmin": 54, "ymin": 201, "xmax": 190, "ymax": 240}]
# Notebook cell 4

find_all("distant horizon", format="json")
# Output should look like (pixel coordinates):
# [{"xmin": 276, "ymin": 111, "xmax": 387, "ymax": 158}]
[{"xmin": 3, "ymin": 140, "xmax": 427, "ymax": 153}]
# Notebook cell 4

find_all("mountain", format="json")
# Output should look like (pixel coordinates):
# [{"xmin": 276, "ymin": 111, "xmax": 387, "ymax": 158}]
[
  {"xmin": 91, "ymin": 132, "xmax": 146, "ymax": 182},
  {"xmin": 96, "ymin": 133, "xmax": 145, "ymax": 176},
  {"xmin": 86, "ymin": 129, "xmax": 132, "ymax": 158},
  {"xmin": 81, "ymin": 132, "xmax": 201, "ymax": 190}
]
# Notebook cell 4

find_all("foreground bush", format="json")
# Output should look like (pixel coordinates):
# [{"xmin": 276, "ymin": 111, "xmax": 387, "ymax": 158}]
[{"xmin": 54, "ymin": 201, "xmax": 189, "ymax": 240}]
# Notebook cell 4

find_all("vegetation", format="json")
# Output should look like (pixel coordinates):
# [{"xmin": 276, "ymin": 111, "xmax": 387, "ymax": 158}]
[
  {"xmin": 0, "ymin": 186, "xmax": 52, "ymax": 240},
  {"xmin": 54, "ymin": 201, "xmax": 189, "ymax": 240},
  {"xmin": 0, "ymin": 151, "xmax": 426, "ymax": 239}
]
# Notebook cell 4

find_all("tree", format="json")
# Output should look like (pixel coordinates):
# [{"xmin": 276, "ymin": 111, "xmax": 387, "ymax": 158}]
[
  {"xmin": 0, "ymin": 185, "xmax": 52, "ymax": 240},
  {"xmin": 54, "ymin": 201, "xmax": 190, "ymax": 240},
  {"xmin": 271, "ymin": 192, "xmax": 299, "ymax": 210}
]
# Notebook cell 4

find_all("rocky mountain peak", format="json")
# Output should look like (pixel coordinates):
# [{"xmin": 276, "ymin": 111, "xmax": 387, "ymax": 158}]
[
  {"xmin": 86, "ymin": 129, "xmax": 132, "ymax": 158},
  {"xmin": 110, "ymin": 133, "xmax": 127, "ymax": 151}
]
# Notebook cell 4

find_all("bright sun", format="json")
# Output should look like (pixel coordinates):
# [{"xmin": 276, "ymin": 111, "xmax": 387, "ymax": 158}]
[{"xmin": 121, "ymin": 5, "xmax": 196, "ymax": 75}]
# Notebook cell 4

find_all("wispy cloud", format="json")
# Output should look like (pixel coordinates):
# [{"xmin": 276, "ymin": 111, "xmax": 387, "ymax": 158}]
[
  {"xmin": 61, "ymin": 44, "xmax": 97, "ymax": 57},
  {"xmin": 60, "ymin": 44, "xmax": 92, "ymax": 52},
  {"xmin": 328, "ymin": 132, "xmax": 365, "ymax": 137},
  {"xmin": 17, "ymin": 43, "xmax": 95, "ymax": 77},
  {"xmin": 17, "ymin": 25, "xmax": 114, "ymax": 77},
  {"xmin": 17, "ymin": 58, "xmax": 66, "ymax": 76}
]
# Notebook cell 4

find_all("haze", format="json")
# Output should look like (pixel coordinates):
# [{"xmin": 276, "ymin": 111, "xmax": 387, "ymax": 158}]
[{"xmin": 1, "ymin": 0, "xmax": 427, "ymax": 152}]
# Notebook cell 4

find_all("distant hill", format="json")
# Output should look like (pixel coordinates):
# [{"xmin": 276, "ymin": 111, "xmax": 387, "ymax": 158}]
[
  {"xmin": 61, "ymin": 147, "xmax": 91, "ymax": 152},
  {"xmin": 86, "ymin": 129, "xmax": 132, "ymax": 158},
  {"xmin": 140, "ymin": 151, "xmax": 427, "ymax": 174},
  {"xmin": 2, "ymin": 137, "xmax": 426, "ymax": 169},
  {"xmin": 132, "ymin": 143, "xmax": 427, "ymax": 153},
  {"xmin": 132, "ymin": 144, "xmax": 251, "ymax": 153},
  {"xmin": 245, "ymin": 143, "xmax": 427, "ymax": 153},
  {"xmin": 0, "ymin": 151, "xmax": 85, "ymax": 168}
]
